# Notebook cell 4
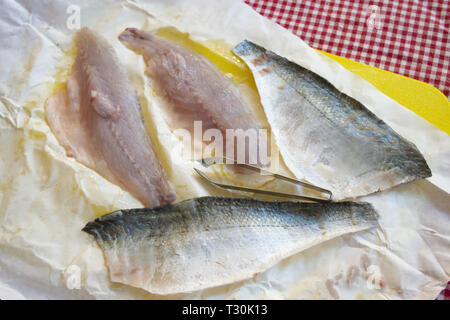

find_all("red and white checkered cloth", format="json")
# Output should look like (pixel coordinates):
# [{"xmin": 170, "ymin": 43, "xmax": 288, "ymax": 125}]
[
  {"xmin": 243, "ymin": 0, "xmax": 449, "ymax": 97},
  {"xmin": 436, "ymin": 281, "xmax": 450, "ymax": 300}
]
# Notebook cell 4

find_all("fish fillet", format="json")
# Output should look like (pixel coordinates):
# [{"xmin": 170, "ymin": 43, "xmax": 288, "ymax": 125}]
[
  {"xmin": 45, "ymin": 27, "xmax": 176, "ymax": 207},
  {"xmin": 233, "ymin": 40, "xmax": 431, "ymax": 199},
  {"xmin": 118, "ymin": 28, "xmax": 266, "ymax": 166},
  {"xmin": 83, "ymin": 197, "xmax": 378, "ymax": 294}
]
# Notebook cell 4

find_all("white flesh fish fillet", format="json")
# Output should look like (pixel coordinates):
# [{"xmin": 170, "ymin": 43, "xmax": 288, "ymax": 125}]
[
  {"xmin": 83, "ymin": 197, "xmax": 379, "ymax": 294},
  {"xmin": 118, "ymin": 28, "xmax": 264, "ymax": 165},
  {"xmin": 45, "ymin": 27, "xmax": 176, "ymax": 207},
  {"xmin": 233, "ymin": 41, "xmax": 431, "ymax": 199}
]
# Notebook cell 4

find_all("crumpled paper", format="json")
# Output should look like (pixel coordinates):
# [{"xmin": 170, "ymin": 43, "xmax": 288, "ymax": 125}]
[{"xmin": 0, "ymin": 0, "xmax": 448, "ymax": 300}]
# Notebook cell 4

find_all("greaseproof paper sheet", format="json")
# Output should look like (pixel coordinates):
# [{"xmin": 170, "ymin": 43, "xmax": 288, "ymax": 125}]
[{"xmin": 0, "ymin": 0, "xmax": 448, "ymax": 299}]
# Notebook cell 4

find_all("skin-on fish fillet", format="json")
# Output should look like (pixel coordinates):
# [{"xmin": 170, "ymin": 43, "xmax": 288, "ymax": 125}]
[
  {"xmin": 233, "ymin": 40, "xmax": 432, "ymax": 200},
  {"xmin": 45, "ymin": 27, "xmax": 176, "ymax": 207},
  {"xmin": 83, "ymin": 197, "xmax": 379, "ymax": 294},
  {"xmin": 118, "ymin": 28, "xmax": 266, "ymax": 166}
]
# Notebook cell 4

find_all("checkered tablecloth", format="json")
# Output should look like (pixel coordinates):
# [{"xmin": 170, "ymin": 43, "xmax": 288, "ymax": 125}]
[
  {"xmin": 243, "ymin": 0, "xmax": 449, "ymax": 98},
  {"xmin": 436, "ymin": 281, "xmax": 450, "ymax": 300}
]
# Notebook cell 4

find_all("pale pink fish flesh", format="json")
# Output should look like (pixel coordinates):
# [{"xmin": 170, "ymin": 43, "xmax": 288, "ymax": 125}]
[
  {"xmin": 118, "ymin": 28, "xmax": 266, "ymax": 166},
  {"xmin": 45, "ymin": 27, "xmax": 176, "ymax": 207}
]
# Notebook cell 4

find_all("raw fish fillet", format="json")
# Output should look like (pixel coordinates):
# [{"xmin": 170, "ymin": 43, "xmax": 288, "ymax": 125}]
[
  {"xmin": 119, "ymin": 28, "xmax": 265, "ymax": 166},
  {"xmin": 83, "ymin": 197, "xmax": 379, "ymax": 294},
  {"xmin": 233, "ymin": 40, "xmax": 432, "ymax": 199},
  {"xmin": 45, "ymin": 27, "xmax": 176, "ymax": 207}
]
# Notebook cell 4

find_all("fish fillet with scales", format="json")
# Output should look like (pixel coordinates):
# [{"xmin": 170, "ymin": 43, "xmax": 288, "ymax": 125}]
[
  {"xmin": 45, "ymin": 27, "xmax": 176, "ymax": 207},
  {"xmin": 233, "ymin": 40, "xmax": 432, "ymax": 200},
  {"xmin": 83, "ymin": 197, "xmax": 379, "ymax": 294}
]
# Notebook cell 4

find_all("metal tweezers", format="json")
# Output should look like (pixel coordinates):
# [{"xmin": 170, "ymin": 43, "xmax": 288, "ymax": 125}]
[{"xmin": 194, "ymin": 157, "xmax": 332, "ymax": 203}]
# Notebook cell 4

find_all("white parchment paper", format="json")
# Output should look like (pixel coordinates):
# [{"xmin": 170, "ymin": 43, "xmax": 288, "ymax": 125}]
[{"xmin": 0, "ymin": 0, "xmax": 448, "ymax": 299}]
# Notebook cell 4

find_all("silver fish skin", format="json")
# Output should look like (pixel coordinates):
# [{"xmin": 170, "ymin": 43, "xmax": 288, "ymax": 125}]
[
  {"xmin": 45, "ymin": 27, "xmax": 176, "ymax": 207},
  {"xmin": 233, "ymin": 40, "xmax": 431, "ymax": 200},
  {"xmin": 83, "ymin": 197, "xmax": 378, "ymax": 294}
]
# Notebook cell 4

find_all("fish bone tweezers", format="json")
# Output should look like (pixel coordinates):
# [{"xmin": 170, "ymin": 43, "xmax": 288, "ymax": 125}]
[{"xmin": 194, "ymin": 157, "xmax": 332, "ymax": 203}]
